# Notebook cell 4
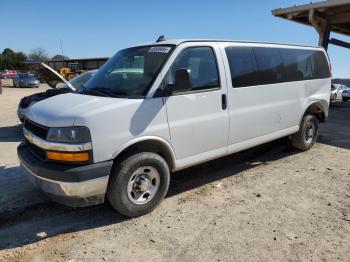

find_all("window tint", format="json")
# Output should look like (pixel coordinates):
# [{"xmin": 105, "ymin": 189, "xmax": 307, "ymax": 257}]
[
  {"xmin": 225, "ymin": 47, "xmax": 261, "ymax": 87},
  {"xmin": 167, "ymin": 47, "xmax": 219, "ymax": 90},
  {"xmin": 253, "ymin": 47, "xmax": 286, "ymax": 85},
  {"xmin": 312, "ymin": 51, "xmax": 331, "ymax": 79},
  {"xmin": 225, "ymin": 46, "xmax": 330, "ymax": 88},
  {"xmin": 281, "ymin": 49, "xmax": 314, "ymax": 81},
  {"xmin": 280, "ymin": 49, "xmax": 330, "ymax": 81}
]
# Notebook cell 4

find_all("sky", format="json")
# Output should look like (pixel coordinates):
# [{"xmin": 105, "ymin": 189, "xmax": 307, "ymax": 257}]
[{"xmin": 1, "ymin": 0, "xmax": 349, "ymax": 78}]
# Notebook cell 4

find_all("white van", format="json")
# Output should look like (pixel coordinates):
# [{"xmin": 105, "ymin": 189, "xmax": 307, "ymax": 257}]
[{"xmin": 18, "ymin": 39, "xmax": 331, "ymax": 217}]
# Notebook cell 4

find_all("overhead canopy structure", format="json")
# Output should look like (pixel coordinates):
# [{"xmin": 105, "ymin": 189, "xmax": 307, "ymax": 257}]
[{"xmin": 272, "ymin": 0, "xmax": 350, "ymax": 50}]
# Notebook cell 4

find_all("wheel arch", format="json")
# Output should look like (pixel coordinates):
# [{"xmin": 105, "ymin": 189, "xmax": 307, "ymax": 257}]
[
  {"xmin": 112, "ymin": 137, "xmax": 177, "ymax": 171},
  {"xmin": 302, "ymin": 100, "xmax": 328, "ymax": 123}
]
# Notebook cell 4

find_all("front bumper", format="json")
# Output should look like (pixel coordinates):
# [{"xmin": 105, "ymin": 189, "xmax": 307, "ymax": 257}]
[
  {"xmin": 17, "ymin": 143, "xmax": 113, "ymax": 207},
  {"xmin": 342, "ymin": 93, "xmax": 350, "ymax": 98},
  {"xmin": 25, "ymin": 83, "xmax": 40, "ymax": 88}
]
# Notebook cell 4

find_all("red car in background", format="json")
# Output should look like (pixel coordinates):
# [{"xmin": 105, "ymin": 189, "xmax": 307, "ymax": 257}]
[{"xmin": 0, "ymin": 70, "xmax": 17, "ymax": 79}]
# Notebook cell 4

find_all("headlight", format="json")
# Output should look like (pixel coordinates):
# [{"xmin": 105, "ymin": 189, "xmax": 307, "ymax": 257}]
[{"xmin": 47, "ymin": 127, "xmax": 91, "ymax": 143}]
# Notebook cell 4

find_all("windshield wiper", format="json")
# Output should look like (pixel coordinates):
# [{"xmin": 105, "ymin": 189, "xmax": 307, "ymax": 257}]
[
  {"xmin": 79, "ymin": 87, "xmax": 113, "ymax": 97},
  {"xmin": 81, "ymin": 86, "xmax": 131, "ymax": 97}
]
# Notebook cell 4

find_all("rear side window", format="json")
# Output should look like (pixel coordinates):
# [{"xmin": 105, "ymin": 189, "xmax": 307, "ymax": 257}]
[
  {"xmin": 253, "ymin": 47, "xmax": 286, "ymax": 85},
  {"xmin": 225, "ymin": 46, "xmax": 330, "ymax": 88},
  {"xmin": 281, "ymin": 49, "xmax": 330, "ymax": 81},
  {"xmin": 167, "ymin": 46, "xmax": 220, "ymax": 91},
  {"xmin": 312, "ymin": 51, "xmax": 331, "ymax": 79},
  {"xmin": 225, "ymin": 47, "xmax": 261, "ymax": 88}
]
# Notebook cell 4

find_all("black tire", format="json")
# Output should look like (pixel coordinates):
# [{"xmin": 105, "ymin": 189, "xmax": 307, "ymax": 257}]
[
  {"xmin": 291, "ymin": 114, "xmax": 319, "ymax": 151},
  {"xmin": 343, "ymin": 98, "xmax": 349, "ymax": 102},
  {"xmin": 107, "ymin": 152, "xmax": 170, "ymax": 217}
]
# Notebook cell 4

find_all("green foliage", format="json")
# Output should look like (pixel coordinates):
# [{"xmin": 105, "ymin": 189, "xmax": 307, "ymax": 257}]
[
  {"xmin": 0, "ymin": 47, "xmax": 69, "ymax": 70},
  {"xmin": 0, "ymin": 48, "xmax": 28, "ymax": 70}
]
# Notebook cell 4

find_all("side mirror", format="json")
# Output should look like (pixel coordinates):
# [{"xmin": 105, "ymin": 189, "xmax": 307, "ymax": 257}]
[{"xmin": 167, "ymin": 68, "xmax": 192, "ymax": 93}]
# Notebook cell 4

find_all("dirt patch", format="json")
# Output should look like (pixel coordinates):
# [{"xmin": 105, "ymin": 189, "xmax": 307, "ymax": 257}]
[{"xmin": 0, "ymin": 87, "xmax": 349, "ymax": 262}]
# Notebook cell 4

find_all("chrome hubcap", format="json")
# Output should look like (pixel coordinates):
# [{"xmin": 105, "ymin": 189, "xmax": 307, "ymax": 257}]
[
  {"xmin": 127, "ymin": 166, "xmax": 160, "ymax": 205},
  {"xmin": 305, "ymin": 121, "xmax": 315, "ymax": 143}
]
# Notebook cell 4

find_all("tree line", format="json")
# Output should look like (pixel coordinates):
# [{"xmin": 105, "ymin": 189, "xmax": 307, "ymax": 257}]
[{"xmin": 0, "ymin": 48, "xmax": 69, "ymax": 70}]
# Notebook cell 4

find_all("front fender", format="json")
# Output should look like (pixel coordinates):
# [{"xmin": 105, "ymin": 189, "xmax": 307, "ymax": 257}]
[{"xmin": 112, "ymin": 136, "xmax": 177, "ymax": 170}]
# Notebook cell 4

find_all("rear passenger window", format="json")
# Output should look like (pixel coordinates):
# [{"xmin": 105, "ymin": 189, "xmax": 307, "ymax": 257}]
[
  {"xmin": 167, "ymin": 47, "xmax": 219, "ymax": 90},
  {"xmin": 225, "ymin": 47, "xmax": 261, "ymax": 88},
  {"xmin": 253, "ymin": 47, "xmax": 286, "ymax": 85},
  {"xmin": 225, "ymin": 46, "xmax": 330, "ymax": 88},
  {"xmin": 312, "ymin": 51, "xmax": 331, "ymax": 79},
  {"xmin": 281, "ymin": 49, "xmax": 330, "ymax": 81},
  {"xmin": 281, "ymin": 49, "xmax": 314, "ymax": 81}
]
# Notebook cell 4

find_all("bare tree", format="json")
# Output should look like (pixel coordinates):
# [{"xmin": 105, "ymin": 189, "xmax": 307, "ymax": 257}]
[
  {"xmin": 51, "ymin": 54, "xmax": 69, "ymax": 61},
  {"xmin": 28, "ymin": 47, "xmax": 50, "ymax": 62}
]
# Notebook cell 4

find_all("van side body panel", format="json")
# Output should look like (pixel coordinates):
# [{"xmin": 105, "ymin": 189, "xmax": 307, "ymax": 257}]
[{"xmin": 219, "ymin": 43, "xmax": 330, "ymax": 158}]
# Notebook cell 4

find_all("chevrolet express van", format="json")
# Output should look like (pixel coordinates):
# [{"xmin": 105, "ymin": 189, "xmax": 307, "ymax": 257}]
[{"xmin": 18, "ymin": 39, "xmax": 331, "ymax": 217}]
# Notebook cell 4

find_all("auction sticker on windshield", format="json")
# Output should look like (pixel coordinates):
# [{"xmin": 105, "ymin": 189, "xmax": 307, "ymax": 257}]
[{"xmin": 148, "ymin": 46, "xmax": 171, "ymax": 53}]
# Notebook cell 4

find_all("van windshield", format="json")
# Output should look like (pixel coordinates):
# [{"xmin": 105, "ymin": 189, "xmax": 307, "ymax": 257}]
[{"xmin": 80, "ymin": 45, "xmax": 174, "ymax": 98}]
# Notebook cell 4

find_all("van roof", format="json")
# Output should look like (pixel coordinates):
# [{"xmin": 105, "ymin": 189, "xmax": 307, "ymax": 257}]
[{"xmin": 139, "ymin": 39, "xmax": 324, "ymax": 50}]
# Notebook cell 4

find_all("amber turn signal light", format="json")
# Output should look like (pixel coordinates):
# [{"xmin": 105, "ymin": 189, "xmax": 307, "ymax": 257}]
[{"xmin": 46, "ymin": 151, "xmax": 89, "ymax": 162}]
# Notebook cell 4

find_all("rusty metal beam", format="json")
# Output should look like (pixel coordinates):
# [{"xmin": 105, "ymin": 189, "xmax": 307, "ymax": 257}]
[{"xmin": 329, "ymin": 38, "xmax": 350, "ymax": 49}]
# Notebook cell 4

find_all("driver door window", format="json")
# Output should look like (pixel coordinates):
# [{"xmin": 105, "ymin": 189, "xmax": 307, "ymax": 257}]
[{"xmin": 166, "ymin": 46, "xmax": 220, "ymax": 91}]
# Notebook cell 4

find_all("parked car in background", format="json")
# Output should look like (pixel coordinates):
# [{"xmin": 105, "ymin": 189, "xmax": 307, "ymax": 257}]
[
  {"xmin": 17, "ymin": 63, "xmax": 96, "ymax": 122},
  {"xmin": 17, "ymin": 39, "xmax": 331, "ymax": 217},
  {"xmin": 342, "ymin": 88, "xmax": 350, "ymax": 102},
  {"xmin": 331, "ymin": 84, "xmax": 350, "ymax": 101},
  {"xmin": 0, "ymin": 70, "xmax": 17, "ymax": 79},
  {"xmin": 13, "ymin": 73, "xmax": 40, "ymax": 88},
  {"xmin": 331, "ymin": 84, "xmax": 337, "ymax": 101}
]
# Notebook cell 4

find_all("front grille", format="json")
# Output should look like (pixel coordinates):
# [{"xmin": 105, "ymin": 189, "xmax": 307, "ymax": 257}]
[
  {"xmin": 26, "ymin": 139, "xmax": 46, "ymax": 160},
  {"xmin": 24, "ymin": 119, "xmax": 48, "ymax": 139}
]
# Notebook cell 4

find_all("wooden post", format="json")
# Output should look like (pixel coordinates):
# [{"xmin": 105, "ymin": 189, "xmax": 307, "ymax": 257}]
[{"xmin": 309, "ymin": 9, "xmax": 330, "ymax": 49}]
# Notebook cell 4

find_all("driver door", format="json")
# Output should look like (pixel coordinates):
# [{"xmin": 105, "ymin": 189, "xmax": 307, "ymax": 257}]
[{"xmin": 163, "ymin": 44, "xmax": 229, "ymax": 169}]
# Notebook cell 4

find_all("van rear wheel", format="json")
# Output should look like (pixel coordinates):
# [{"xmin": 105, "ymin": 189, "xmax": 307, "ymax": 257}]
[
  {"xmin": 291, "ymin": 115, "xmax": 319, "ymax": 151},
  {"xmin": 107, "ymin": 152, "xmax": 170, "ymax": 217}
]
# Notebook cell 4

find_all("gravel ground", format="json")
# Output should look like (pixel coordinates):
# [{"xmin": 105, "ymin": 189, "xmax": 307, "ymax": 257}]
[{"xmin": 0, "ymin": 85, "xmax": 349, "ymax": 262}]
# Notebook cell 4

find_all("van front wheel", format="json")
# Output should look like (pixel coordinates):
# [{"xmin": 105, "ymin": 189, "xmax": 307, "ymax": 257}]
[
  {"xmin": 107, "ymin": 152, "xmax": 170, "ymax": 217},
  {"xmin": 291, "ymin": 115, "xmax": 319, "ymax": 151}
]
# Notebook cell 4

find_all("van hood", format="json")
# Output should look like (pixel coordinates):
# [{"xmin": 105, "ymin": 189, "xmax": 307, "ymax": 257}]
[{"xmin": 26, "ymin": 93, "xmax": 141, "ymax": 127}]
